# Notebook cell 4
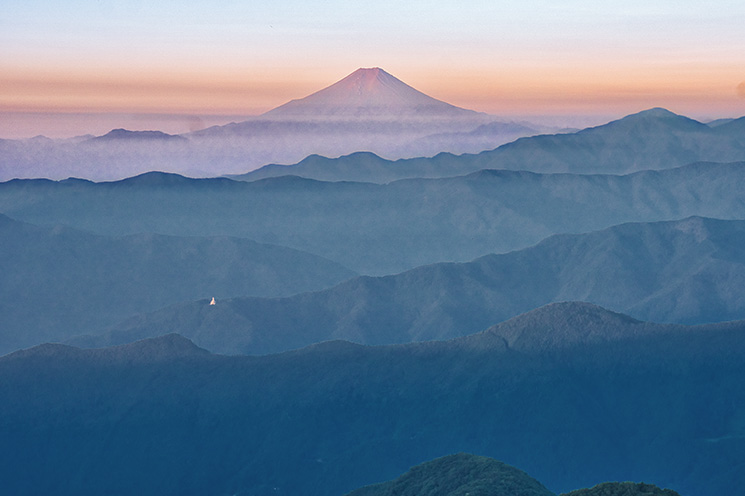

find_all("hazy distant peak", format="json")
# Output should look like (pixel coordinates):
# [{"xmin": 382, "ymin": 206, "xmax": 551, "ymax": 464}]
[
  {"xmin": 112, "ymin": 171, "xmax": 194, "ymax": 186},
  {"xmin": 26, "ymin": 135, "xmax": 53, "ymax": 143},
  {"xmin": 262, "ymin": 67, "xmax": 482, "ymax": 119},
  {"xmin": 88, "ymin": 128, "xmax": 187, "ymax": 142},
  {"xmin": 339, "ymin": 67, "xmax": 401, "ymax": 92}
]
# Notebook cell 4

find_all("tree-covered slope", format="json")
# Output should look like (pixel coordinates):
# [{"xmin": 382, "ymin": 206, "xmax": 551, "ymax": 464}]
[
  {"xmin": 345, "ymin": 453, "xmax": 554, "ymax": 496},
  {"xmin": 2, "ymin": 161, "xmax": 745, "ymax": 275}
]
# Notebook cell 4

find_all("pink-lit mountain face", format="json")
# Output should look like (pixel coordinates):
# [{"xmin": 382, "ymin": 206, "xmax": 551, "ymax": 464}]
[{"xmin": 263, "ymin": 67, "xmax": 483, "ymax": 120}]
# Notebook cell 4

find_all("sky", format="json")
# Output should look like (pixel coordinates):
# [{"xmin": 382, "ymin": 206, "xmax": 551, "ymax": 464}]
[{"xmin": 2, "ymin": 0, "xmax": 745, "ymax": 138}]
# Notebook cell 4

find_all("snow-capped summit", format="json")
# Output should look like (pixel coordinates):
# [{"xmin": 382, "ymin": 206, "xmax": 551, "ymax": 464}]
[{"xmin": 263, "ymin": 67, "xmax": 482, "ymax": 120}]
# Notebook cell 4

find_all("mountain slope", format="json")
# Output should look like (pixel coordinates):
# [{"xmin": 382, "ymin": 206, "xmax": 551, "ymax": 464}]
[
  {"xmin": 0, "ymin": 213, "xmax": 355, "ymax": 354},
  {"xmin": 3, "ymin": 162, "xmax": 745, "ymax": 276},
  {"xmin": 3, "ymin": 305, "xmax": 745, "ymax": 496},
  {"xmin": 77, "ymin": 217, "xmax": 745, "ymax": 355}
]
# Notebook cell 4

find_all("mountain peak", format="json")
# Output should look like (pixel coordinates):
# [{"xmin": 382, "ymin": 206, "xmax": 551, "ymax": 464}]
[
  {"xmin": 604, "ymin": 107, "xmax": 708, "ymax": 131},
  {"xmin": 636, "ymin": 107, "xmax": 679, "ymax": 118},
  {"xmin": 338, "ymin": 67, "xmax": 402, "ymax": 90},
  {"xmin": 348, "ymin": 66, "xmax": 386, "ymax": 76},
  {"xmin": 263, "ymin": 67, "xmax": 481, "ymax": 120}
]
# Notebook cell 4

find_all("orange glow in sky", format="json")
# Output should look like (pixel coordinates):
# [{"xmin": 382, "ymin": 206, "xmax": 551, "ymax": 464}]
[{"xmin": 2, "ymin": 1, "xmax": 744, "ymax": 137}]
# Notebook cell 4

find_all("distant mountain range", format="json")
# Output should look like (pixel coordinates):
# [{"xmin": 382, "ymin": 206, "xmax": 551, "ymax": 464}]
[
  {"xmin": 2, "ymin": 303, "xmax": 743, "ymax": 495},
  {"xmin": 74, "ymin": 217, "xmax": 745, "ymax": 355},
  {"xmin": 238, "ymin": 109, "xmax": 745, "ymax": 183},
  {"xmin": 0, "ymin": 68, "xmax": 536, "ymax": 180},
  {"xmin": 3, "ymin": 80, "xmax": 743, "ymax": 181},
  {"xmin": 2, "ymin": 162, "xmax": 745, "ymax": 276},
  {"xmin": 0, "ymin": 213, "xmax": 354, "ymax": 355}
]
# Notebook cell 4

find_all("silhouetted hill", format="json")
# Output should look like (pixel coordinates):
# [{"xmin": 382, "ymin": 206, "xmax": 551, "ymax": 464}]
[
  {"xmin": 239, "ymin": 108, "xmax": 745, "ymax": 183},
  {"xmin": 2, "ymin": 304, "xmax": 743, "ymax": 495},
  {"xmin": 560, "ymin": 482, "xmax": 681, "ymax": 496},
  {"xmin": 0, "ymin": 213, "xmax": 354, "ymax": 354},
  {"xmin": 2, "ymin": 161, "xmax": 745, "ymax": 275},
  {"xmin": 83, "ymin": 217, "xmax": 745, "ymax": 355},
  {"xmin": 345, "ymin": 453, "xmax": 554, "ymax": 496}
]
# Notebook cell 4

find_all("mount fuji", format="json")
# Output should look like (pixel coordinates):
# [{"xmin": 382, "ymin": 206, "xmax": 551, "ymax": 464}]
[
  {"xmin": 262, "ymin": 67, "xmax": 484, "ymax": 120},
  {"xmin": 0, "ymin": 68, "xmax": 538, "ymax": 180}
]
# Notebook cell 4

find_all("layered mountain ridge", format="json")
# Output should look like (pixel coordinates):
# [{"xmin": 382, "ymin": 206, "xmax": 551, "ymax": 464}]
[
  {"xmin": 3, "ymin": 161, "xmax": 745, "ymax": 276},
  {"xmin": 73, "ymin": 217, "xmax": 745, "ymax": 355},
  {"xmin": 240, "ymin": 107, "xmax": 745, "ymax": 182},
  {"xmin": 3, "ymin": 63, "xmax": 745, "ymax": 496},
  {"xmin": 3, "ymin": 303, "xmax": 743, "ymax": 495}
]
